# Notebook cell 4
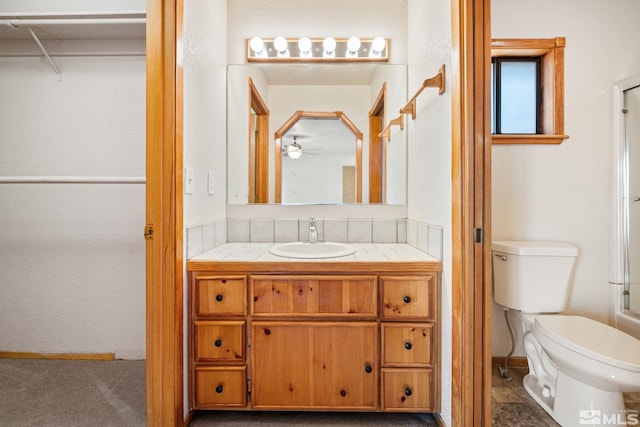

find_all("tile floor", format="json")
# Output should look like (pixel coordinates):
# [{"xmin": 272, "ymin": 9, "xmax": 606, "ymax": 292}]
[{"xmin": 492, "ymin": 366, "xmax": 640, "ymax": 427}]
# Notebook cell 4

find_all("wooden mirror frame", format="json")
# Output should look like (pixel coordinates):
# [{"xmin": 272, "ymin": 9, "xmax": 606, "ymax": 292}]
[{"xmin": 274, "ymin": 111, "xmax": 363, "ymax": 204}]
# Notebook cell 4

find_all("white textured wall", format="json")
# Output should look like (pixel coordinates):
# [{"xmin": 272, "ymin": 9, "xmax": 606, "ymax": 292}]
[
  {"xmin": 406, "ymin": 0, "xmax": 452, "ymax": 424},
  {"xmin": 0, "ymin": 54, "xmax": 145, "ymax": 358},
  {"xmin": 183, "ymin": 0, "xmax": 227, "ymax": 226},
  {"xmin": 491, "ymin": 0, "xmax": 640, "ymax": 357}
]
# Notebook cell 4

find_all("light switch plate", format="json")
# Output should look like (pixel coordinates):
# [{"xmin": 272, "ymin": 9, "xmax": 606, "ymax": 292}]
[
  {"xmin": 185, "ymin": 167, "xmax": 194, "ymax": 194},
  {"xmin": 207, "ymin": 172, "xmax": 215, "ymax": 195}
]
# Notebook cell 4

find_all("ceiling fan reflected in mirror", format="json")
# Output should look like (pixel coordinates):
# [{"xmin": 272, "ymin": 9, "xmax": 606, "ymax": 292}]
[{"xmin": 282, "ymin": 136, "xmax": 322, "ymax": 159}]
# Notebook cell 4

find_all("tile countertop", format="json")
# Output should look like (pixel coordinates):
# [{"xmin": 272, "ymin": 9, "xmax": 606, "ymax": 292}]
[{"xmin": 189, "ymin": 242, "xmax": 440, "ymax": 263}]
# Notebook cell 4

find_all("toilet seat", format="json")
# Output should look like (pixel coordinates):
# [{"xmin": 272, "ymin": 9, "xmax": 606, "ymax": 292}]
[{"xmin": 534, "ymin": 315, "xmax": 640, "ymax": 373}]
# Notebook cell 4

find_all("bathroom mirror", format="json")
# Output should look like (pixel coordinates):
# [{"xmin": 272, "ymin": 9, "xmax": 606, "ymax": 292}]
[{"xmin": 227, "ymin": 63, "xmax": 407, "ymax": 205}]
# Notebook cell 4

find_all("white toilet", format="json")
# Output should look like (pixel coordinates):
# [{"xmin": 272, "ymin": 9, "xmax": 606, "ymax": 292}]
[{"xmin": 493, "ymin": 240, "xmax": 640, "ymax": 427}]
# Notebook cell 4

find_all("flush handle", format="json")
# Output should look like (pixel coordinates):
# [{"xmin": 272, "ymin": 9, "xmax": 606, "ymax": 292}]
[
  {"xmin": 632, "ymin": 196, "xmax": 640, "ymax": 202},
  {"xmin": 494, "ymin": 254, "xmax": 508, "ymax": 261}
]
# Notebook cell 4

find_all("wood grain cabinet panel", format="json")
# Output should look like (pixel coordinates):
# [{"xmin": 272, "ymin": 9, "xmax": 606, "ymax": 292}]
[
  {"xmin": 380, "ymin": 275, "xmax": 437, "ymax": 320},
  {"xmin": 195, "ymin": 366, "xmax": 247, "ymax": 408},
  {"xmin": 382, "ymin": 323, "xmax": 434, "ymax": 367},
  {"xmin": 381, "ymin": 368, "xmax": 433, "ymax": 411},
  {"xmin": 251, "ymin": 275, "xmax": 377, "ymax": 317},
  {"xmin": 188, "ymin": 267, "xmax": 440, "ymax": 414},
  {"xmin": 251, "ymin": 321, "xmax": 378, "ymax": 410},
  {"xmin": 195, "ymin": 276, "xmax": 246, "ymax": 316},
  {"xmin": 194, "ymin": 320, "xmax": 245, "ymax": 362}
]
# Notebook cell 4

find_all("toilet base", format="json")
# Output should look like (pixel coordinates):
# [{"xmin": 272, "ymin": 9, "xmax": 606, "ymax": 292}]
[{"xmin": 524, "ymin": 370, "xmax": 627, "ymax": 427}]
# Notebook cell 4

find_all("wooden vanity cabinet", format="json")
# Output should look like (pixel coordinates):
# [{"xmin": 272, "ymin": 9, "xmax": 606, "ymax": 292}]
[{"xmin": 188, "ymin": 264, "xmax": 440, "ymax": 414}]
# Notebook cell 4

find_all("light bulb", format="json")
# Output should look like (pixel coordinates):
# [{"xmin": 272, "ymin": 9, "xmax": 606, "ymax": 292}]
[
  {"xmin": 371, "ymin": 37, "xmax": 387, "ymax": 54},
  {"xmin": 322, "ymin": 37, "xmax": 336, "ymax": 57},
  {"xmin": 274, "ymin": 36, "xmax": 288, "ymax": 53},
  {"xmin": 250, "ymin": 37, "xmax": 265, "ymax": 56},
  {"xmin": 298, "ymin": 37, "xmax": 312, "ymax": 57},
  {"xmin": 347, "ymin": 36, "xmax": 361, "ymax": 54}
]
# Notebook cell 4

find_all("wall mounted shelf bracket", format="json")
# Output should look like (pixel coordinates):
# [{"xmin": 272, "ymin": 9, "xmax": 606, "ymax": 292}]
[
  {"xmin": 27, "ymin": 27, "xmax": 61, "ymax": 79},
  {"xmin": 400, "ymin": 64, "xmax": 446, "ymax": 119},
  {"xmin": 379, "ymin": 114, "xmax": 405, "ymax": 141}
]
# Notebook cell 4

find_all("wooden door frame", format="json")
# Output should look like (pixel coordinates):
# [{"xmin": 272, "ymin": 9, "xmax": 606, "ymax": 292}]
[
  {"xmin": 368, "ymin": 83, "xmax": 386, "ymax": 204},
  {"xmin": 145, "ymin": 0, "xmax": 491, "ymax": 425}
]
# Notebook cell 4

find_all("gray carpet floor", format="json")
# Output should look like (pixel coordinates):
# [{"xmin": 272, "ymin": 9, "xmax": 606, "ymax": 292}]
[{"xmin": 0, "ymin": 359, "xmax": 145, "ymax": 427}]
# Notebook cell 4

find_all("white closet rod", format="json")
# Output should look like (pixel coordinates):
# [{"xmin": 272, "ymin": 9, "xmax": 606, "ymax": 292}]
[
  {"xmin": 0, "ymin": 176, "xmax": 145, "ymax": 184},
  {"xmin": 1, "ymin": 18, "xmax": 146, "ymax": 27}
]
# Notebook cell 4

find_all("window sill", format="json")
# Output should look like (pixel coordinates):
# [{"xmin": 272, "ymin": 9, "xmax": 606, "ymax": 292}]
[{"xmin": 491, "ymin": 134, "xmax": 569, "ymax": 145}]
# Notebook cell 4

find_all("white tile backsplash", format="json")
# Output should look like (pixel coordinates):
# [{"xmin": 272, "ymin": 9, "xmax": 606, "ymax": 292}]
[
  {"xmin": 428, "ymin": 224, "xmax": 443, "ymax": 259},
  {"xmin": 372, "ymin": 219, "xmax": 397, "ymax": 243},
  {"xmin": 250, "ymin": 219, "xmax": 274, "ymax": 242},
  {"xmin": 407, "ymin": 219, "xmax": 418, "ymax": 246},
  {"xmin": 214, "ymin": 220, "xmax": 226, "ymax": 247},
  {"xmin": 397, "ymin": 219, "xmax": 407, "ymax": 243},
  {"xmin": 324, "ymin": 219, "xmax": 348, "ymax": 242},
  {"xmin": 227, "ymin": 219, "xmax": 250, "ymax": 242},
  {"xmin": 275, "ymin": 218, "xmax": 299, "ymax": 242},
  {"xmin": 417, "ymin": 222, "xmax": 430, "ymax": 254},
  {"xmin": 348, "ymin": 219, "xmax": 372, "ymax": 243},
  {"xmin": 203, "ymin": 223, "xmax": 216, "ymax": 252},
  {"xmin": 186, "ymin": 225, "xmax": 203, "ymax": 259},
  {"xmin": 181, "ymin": 218, "xmax": 440, "ymax": 256}
]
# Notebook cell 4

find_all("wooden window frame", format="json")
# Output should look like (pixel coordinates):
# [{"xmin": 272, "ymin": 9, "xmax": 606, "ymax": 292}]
[{"xmin": 491, "ymin": 37, "xmax": 569, "ymax": 145}]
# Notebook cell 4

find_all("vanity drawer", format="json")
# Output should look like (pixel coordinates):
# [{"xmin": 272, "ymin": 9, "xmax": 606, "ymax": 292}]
[
  {"xmin": 195, "ymin": 276, "xmax": 247, "ymax": 317},
  {"xmin": 382, "ymin": 323, "xmax": 434, "ymax": 366},
  {"xmin": 251, "ymin": 275, "xmax": 377, "ymax": 317},
  {"xmin": 381, "ymin": 368, "xmax": 433, "ymax": 411},
  {"xmin": 194, "ymin": 321, "xmax": 245, "ymax": 362},
  {"xmin": 194, "ymin": 366, "xmax": 247, "ymax": 408},
  {"xmin": 380, "ymin": 275, "xmax": 436, "ymax": 320}
]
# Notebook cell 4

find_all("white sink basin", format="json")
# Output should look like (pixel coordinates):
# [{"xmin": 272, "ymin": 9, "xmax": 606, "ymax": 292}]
[{"xmin": 269, "ymin": 241, "xmax": 356, "ymax": 259}]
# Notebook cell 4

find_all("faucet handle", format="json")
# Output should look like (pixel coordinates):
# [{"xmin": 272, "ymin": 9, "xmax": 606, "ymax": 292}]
[{"xmin": 309, "ymin": 217, "xmax": 316, "ymax": 227}]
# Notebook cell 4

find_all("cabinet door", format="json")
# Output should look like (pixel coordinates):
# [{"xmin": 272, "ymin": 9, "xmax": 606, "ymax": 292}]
[
  {"xmin": 381, "ymin": 368, "xmax": 434, "ymax": 411},
  {"xmin": 251, "ymin": 275, "xmax": 377, "ymax": 317},
  {"xmin": 194, "ymin": 320, "xmax": 245, "ymax": 362},
  {"xmin": 194, "ymin": 276, "xmax": 246, "ymax": 316},
  {"xmin": 382, "ymin": 323, "xmax": 434, "ymax": 367},
  {"xmin": 381, "ymin": 275, "xmax": 437, "ymax": 320},
  {"xmin": 251, "ymin": 322, "xmax": 378, "ymax": 410}
]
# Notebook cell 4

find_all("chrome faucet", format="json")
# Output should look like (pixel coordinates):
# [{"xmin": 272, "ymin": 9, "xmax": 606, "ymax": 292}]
[{"xmin": 308, "ymin": 217, "xmax": 318, "ymax": 243}]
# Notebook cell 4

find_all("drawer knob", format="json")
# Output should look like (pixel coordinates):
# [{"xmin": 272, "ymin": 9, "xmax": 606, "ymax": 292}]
[
  {"xmin": 364, "ymin": 364, "xmax": 373, "ymax": 373},
  {"xmin": 404, "ymin": 387, "xmax": 413, "ymax": 396},
  {"xmin": 215, "ymin": 294, "xmax": 224, "ymax": 302},
  {"xmin": 403, "ymin": 296, "xmax": 411, "ymax": 303},
  {"xmin": 340, "ymin": 389, "xmax": 347, "ymax": 397},
  {"xmin": 264, "ymin": 328, "xmax": 271, "ymax": 335},
  {"xmin": 404, "ymin": 342, "xmax": 413, "ymax": 350},
  {"xmin": 215, "ymin": 385, "xmax": 223, "ymax": 394},
  {"xmin": 214, "ymin": 339, "xmax": 222, "ymax": 347}
]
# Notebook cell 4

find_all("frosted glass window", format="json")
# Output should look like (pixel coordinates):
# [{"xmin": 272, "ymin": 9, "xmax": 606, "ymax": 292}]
[{"xmin": 492, "ymin": 58, "xmax": 540, "ymax": 134}]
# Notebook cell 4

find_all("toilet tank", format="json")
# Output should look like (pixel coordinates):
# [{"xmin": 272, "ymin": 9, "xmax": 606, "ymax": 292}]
[{"xmin": 492, "ymin": 241, "xmax": 578, "ymax": 313}]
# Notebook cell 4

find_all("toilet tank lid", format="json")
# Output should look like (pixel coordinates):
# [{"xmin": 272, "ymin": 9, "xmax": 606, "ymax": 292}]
[{"xmin": 492, "ymin": 240, "xmax": 578, "ymax": 256}]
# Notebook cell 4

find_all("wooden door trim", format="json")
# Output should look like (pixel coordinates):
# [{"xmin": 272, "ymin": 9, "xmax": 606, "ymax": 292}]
[
  {"xmin": 146, "ymin": 0, "xmax": 183, "ymax": 425},
  {"xmin": 451, "ymin": 0, "xmax": 492, "ymax": 425},
  {"xmin": 145, "ymin": 0, "xmax": 492, "ymax": 425}
]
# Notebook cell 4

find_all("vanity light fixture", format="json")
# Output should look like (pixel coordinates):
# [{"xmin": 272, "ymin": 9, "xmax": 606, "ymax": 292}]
[{"xmin": 246, "ymin": 37, "xmax": 389, "ymax": 62}]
